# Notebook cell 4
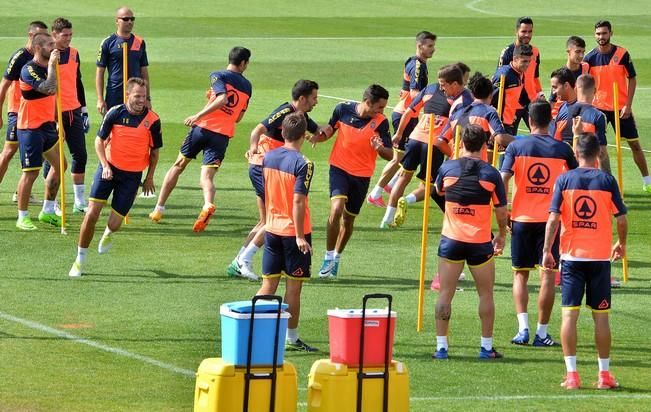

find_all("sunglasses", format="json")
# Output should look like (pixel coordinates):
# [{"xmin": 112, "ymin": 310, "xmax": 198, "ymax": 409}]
[{"xmin": 117, "ymin": 17, "xmax": 136, "ymax": 22}]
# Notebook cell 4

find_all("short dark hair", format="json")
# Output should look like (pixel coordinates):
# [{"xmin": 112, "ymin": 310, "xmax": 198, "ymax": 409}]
[
  {"xmin": 362, "ymin": 84, "xmax": 389, "ymax": 104},
  {"xmin": 228, "ymin": 47, "xmax": 251, "ymax": 66},
  {"xmin": 32, "ymin": 32, "xmax": 52, "ymax": 47},
  {"xmin": 514, "ymin": 44, "xmax": 533, "ymax": 58},
  {"xmin": 551, "ymin": 67, "xmax": 576, "ymax": 88},
  {"xmin": 566, "ymin": 35, "xmax": 586, "ymax": 49},
  {"xmin": 516, "ymin": 16, "xmax": 534, "ymax": 27},
  {"xmin": 462, "ymin": 124, "xmax": 487, "ymax": 152},
  {"xmin": 126, "ymin": 77, "xmax": 147, "ymax": 91},
  {"xmin": 437, "ymin": 64, "xmax": 463, "ymax": 84},
  {"xmin": 281, "ymin": 112, "xmax": 307, "ymax": 142},
  {"xmin": 454, "ymin": 62, "xmax": 471, "ymax": 75},
  {"xmin": 576, "ymin": 73, "xmax": 595, "ymax": 90},
  {"xmin": 291, "ymin": 80, "xmax": 319, "ymax": 101},
  {"xmin": 528, "ymin": 101, "xmax": 552, "ymax": 128},
  {"xmin": 595, "ymin": 20, "xmax": 612, "ymax": 31},
  {"xmin": 52, "ymin": 17, "xmax": 72, "ymax": 33},
  {"xmin": 468, "ymin": 72, "xmax": 492, "ymax": 100},
  {"xmin": 416, "ymin": 31, "xmax": 436, "ymax": 43},
  {"xmin": 28, "ymin": 21, "xmax": 48, "ymax": 32},
  {"xmin": 575, "ymin": 133, "xmax": 600, "ymax": 159}
]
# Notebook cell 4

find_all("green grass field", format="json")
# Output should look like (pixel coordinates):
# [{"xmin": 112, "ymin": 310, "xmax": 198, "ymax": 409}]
[{"xmin": 1, "ymin": 1, "xmax": 651, "ymax": 410}]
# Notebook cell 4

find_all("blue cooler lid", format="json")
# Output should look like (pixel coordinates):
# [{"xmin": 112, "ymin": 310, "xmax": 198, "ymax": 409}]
[{"xmin": 226, "ymin": 300, "xmax": 288, "ymax": 314}]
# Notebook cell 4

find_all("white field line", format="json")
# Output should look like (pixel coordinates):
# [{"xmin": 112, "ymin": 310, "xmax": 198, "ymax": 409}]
[
  {"xmin": 465, "ymin": 0, "xmax": 500, "ymax": 15},
  {"xmin": 319, "ymin": 94, "xmax": 651, "ymax": 154},
  {"xmin": 0, "ymin": 311, "xmax": 196, "ymax": 378}
]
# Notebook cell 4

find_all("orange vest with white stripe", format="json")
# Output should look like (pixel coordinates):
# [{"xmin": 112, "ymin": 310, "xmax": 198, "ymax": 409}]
[
  {"xmin": 106, "ymin": 110, "xmax": 159, "ymax": 172},
  {"xmin": 590, "ymin": 47, "xmax": 629, "ymax": 111}
]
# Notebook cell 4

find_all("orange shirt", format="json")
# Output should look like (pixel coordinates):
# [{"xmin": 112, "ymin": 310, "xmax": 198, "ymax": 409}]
[
  {"xmin": 492, "ymin": 63, "xmax": 524, "ymax": 126},
  {"xmin": 405, "ymin": 84, "xmax": 451, "ymax": 143},
  {"xmin": 584, "ymin": 45, "xmax": 634, "ymax": 111},
  {"xmin": 18, "ymin": 61, "xmax": 55, "ymax": 129},
  {"xmin": 3, "ymin": 47, "xmax": 33, "ymax": 114},
  {"xmin": 58, "ymin": 47, "xmax": 83, "ymax": 111},
  {"xmin": 195, "ymin": 70, "xmax": 252, "ymax": 138}
]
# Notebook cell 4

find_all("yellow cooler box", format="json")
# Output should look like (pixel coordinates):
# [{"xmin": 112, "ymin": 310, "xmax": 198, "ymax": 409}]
[
  {"xmin": 307, "ymin": 359, "xmax": 409, "ymax": 412},
  {"xmin": 194, "ymin": 357, "xmax": 297, "ymax": 412}
]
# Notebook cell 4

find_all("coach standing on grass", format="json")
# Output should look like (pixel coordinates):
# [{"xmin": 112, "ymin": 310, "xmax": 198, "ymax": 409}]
[
  {"xmin": 96, "ymin": 6, "xmax": 150, "ymax": 115},
  {"xmin": 543, "ymin": 130, "xmax": 626, "ymax": 390}
]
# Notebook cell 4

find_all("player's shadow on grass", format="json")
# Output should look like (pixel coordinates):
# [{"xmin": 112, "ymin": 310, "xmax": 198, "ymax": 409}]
[{"xmin": 312, "ymin": 275, "xmax": 419, "ymax": 290}]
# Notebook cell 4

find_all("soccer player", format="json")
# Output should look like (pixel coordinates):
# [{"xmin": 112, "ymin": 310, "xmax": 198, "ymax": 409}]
[
  {"xmin": 96, "ymin": 7, "xmax": 150, "ymax": 114},
  {"xmin": 380, "ymin": 64, "xmax": 473, "ymax": 229},
  {"xmin": 501, "ymin": 101, "xmax": 578, "ymax": 346},
  {"xmin": 549, "ymin": 36, "xmax": 589, "ymax": 118},
  {"xmin": 543, "ymin": 131, "xmax": 626, "ymax": 390},
  {"xmin": 550, "ymin": 71, "xmax": 610, "ymax": 173},
  {"xmin": 310, "ymin": 84, "xmax": 392, "ymax": 278},
  {"xmin": 367, "ymin": 31, "xmax": 436, "ymax": 207},
  {"xmin": 493, "ymin": 44, "xmax": 533, "ymax": 135},
  {"xmin": 433, "ymin": 124, "xmax": 508, "ymax": 360},
  {"xmin": 497, "ymin": 17, "xmax": 543, "ymax": 132},
  {"xmin": 49, "ymin": 17, "xmax": 90, "ymax": 212},
  {"xmin": 15, "ymin": 32, "xmax": 65, "ymax": 230},
  {"xmin": 227, "ymin": 80, "xmax": 320, "ymax": 280},
  {"xmin": 69, "ymin": 78, "xmax": 161, "ymax": 277},
  {"xmin": 256, "ymin": 112, "xmax": 317, "ymax": 352},
  {"xmin": 584, "ymin": 20, "xmax": 651, "ymax": 193},
  {"xmin": 149, "ymin": 47, "xmax": 252, "ymax": 232},
  {"xmin": 0, "ymin": 21, "xmax": 48, "ymax": 202}
]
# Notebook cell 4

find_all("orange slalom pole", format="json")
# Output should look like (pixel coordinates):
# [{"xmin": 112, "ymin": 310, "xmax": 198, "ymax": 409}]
[
  {"xmin": 492, "ymin": 74, "xmax": 506, "ymax": 167},
  {"xmin": 122, "ymin": 42, "xmax": 130, "ymax": 225},
  {"xmin": 55, "ymin": 62, "xmax": 67, "ymax": 234},
  {"xmin": 417, "ymin": 114, "xmax": 436, "ymax": 332},
  {"xmin": 613, "ymin": 83, "xmax": 629, "ymax": 283}
]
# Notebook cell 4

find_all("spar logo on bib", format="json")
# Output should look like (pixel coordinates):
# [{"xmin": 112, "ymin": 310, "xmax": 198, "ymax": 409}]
[
  {"xmin": 526, "ymin": 162, "xmax": 551, "ymax": 194},
  {"xmin": 572, "ymin": 195, "xmax": 597, "ymax": 229}
]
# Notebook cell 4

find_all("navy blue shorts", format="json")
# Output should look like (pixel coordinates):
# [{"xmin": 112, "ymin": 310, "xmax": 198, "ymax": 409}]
[
  {"xmin": 329, "ymin": 165, "xmax": 370, "ymax": 216},
  {"xmin": 17, "ymin": 122, "xmax": 58, "ymax": 170},
  {"xmin": 180, "ymin": 126, "xmax": 229, "ymax": 167},
  {"xmin": 561, "ymin": 260, "xmax": 611, "ymax": 311},
  {"xmin": 105, "ymin": 88, "xmax": 124, "ymax": 111},
  {"xmin": 249, "ymin": 164, "xmax": 264, "ymax": 199},
  {"xmin": 511, "ymin": 221, "xmax": 559, "ymax": 270},
  {"xmin": 438, "ymin": 235, "xmax": 494, "ymax": 267},
  {"xmin": 5, "ymin": 112, "xmax": 17, "ymax": 142},
  {"xmin": 601, "ymin": 110, "xmax": 639, "ymax": 140},
  {"xmin": 89, "ymin": 163, "xmax": 142, "ymax": 217},
  {"xmin": 262, "ymin": 232, "xmax": 312, "ymax": 280},
  {"xmin": 400, "ymin": 139, "xmax": 444, "ymax": 183},
  {"xmin": 391, "ymin": 112, "xmax": 417, "ymax": 152}
]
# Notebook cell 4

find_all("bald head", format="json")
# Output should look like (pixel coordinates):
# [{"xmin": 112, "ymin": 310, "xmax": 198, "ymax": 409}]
[
  {"xmin": 115, "ymin": 6, "xmax": 135, "ymax": 35},
  {"xmin": 116, "ymin": 6, "xmax": 134, "ymax": 17}
]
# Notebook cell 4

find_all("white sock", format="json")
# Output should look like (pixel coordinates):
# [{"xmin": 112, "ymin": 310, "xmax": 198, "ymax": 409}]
[
  {"xmin": 598, "ymin": 357, "xmax": 610, "ymax": 372},
  {"xmin": 73, "ymin": 184, "xmax": 85, "ymax": 205},
  {"xmin": 286, "ymin": 328, "xmax": 299, "ymax": 343},
  {"xmin": 388, "ymin": 173, "xmax": 400, "ymax": 188},
  {"xmin": 325, "ymin": 250, "xmax": 335, "ymax": 260},
  {"xmin": 18, "ymin": 210, "xmax": 29, "ymax": 219},
  {"xmin": 383, "ymin": 206, "xmax": 396, "ymax": 223},
  {"xmin": 643, "ymin": 176, "xmax": 651, "ymax": 185},
  {"xmin": 405, "ymin": 194, "xmax": 417, "ymax": 204},
  {"xmin": 102, "ymin": 227, "xmax": 112, "ymax": 238},
  {"xmin": 203, "ymin": 202, "xmax": 214, "ymax": 210},
  {"xmin": 536, "ymin": 323, "xmax": 548, "ymax": 339},
  {"xmin": 436, "ymin": 336, "xmax": 448, "ymax": 351},
  {"xmin": 236, "ymin": 246, "xmax": 246, "ymax": 259},
  {"xmin": 565, "ymin": 356, "xmax": 577, "ymax": 372},
  {"xmin": 333, "ymin": 251, "xmax": 342, "ymax": 261},
  {"xmin": 239, "ymin": 244, "xmax": 259, "ymax": 264},
  {"xmin": 42, "ymin": 200, "xmax": 56, "ymax": 213},
  {"xmin": 369, "ymin": 185, "xmax": 383, "ymax": 199},
  {"xmin": 77, "ymin": 247, "xmax": 88, "ymax": 263},
  {"xmin": 481, "ymin": 336, "xmax": 493, "ymax": 351},
  {"xmin": 517, "ymin": 313, "xmax": 529, "ymax": 332},
  {"xmin": 155, "ymin": 204, "xmax": 165, "ymax": 212}
]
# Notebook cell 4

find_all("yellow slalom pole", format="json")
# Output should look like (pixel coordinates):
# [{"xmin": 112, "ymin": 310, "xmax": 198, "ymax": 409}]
[
  {"xmin": 122, "ymin": 42, "xmax": 130, "ymax": 225},
  {"xmin": 613, "ymin": 83, "xmax": 629, "ymax": 283},
  {"xmin": 55, "ymin": 62, "xmax": 67, "ymax": 235},
  {"xmin": 453, "ymin": 125, "xmax": 462, "ymax": 159},
  {"xmin": 417, "ymin": 114, "xmax": 436, "ymax": 332},
  {"xmin": 492, "ymin": 74, "xmax": 506, "ymax": 167}
]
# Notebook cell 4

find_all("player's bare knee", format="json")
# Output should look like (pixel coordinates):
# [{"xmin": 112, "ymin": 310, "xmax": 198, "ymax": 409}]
[{"xmin": 435, "ymin": 303, "xmax": 452, "ymax": 321}]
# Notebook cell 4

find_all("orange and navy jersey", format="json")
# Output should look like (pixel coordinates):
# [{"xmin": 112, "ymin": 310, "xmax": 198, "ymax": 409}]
[
  {"xmin": 3, "ymin": 47, "xmax": 33, "ymax": 114},
  {"xmin": 435, "ymin": 156, "xmax": 507, "ymax": 244},
  {"xmin": 18, "ymin": 61, "xmax": 55, "ymax": 130},
  {"xmin": 551, "ymin": 101, "xmax": 607, "ymax": 145},
  {"xmin": 498, "ymin": 43, "xmax": 542, "ymax": 103},
  {"xmin": 58, "ymin": 47, "xmax": 86, "ymax": 112},
  {"xmin": 584, "ymin": 45, "xmax": 635, "ymax": 111},
  {"xmin": 501, "ymin": 134, "xmax": 578, "ymax": 223},
  {"xmin": 492, "ymin": 64, "xmax": 524, "ymax": 126},
  {"xmin": 195, "ymin": 70, "xmax": 252, "ymax": 138},
  {"xmin": 393, "ymin": 56, "xmax": 428, "ymax": 114},
  {"xmin": 549, "ymin": 63, "xmax": 589, "ymax": 118},
  {"xmin": 98, "ymin": 104, "xmax": 163, "ymax": 172},
  {"xmin": 406, "ymin": 84, "xmax": 451, "ymax": 143},
  {"xmin": 263, "ymin": 147, "xmax": 313, "ymax": 237},
  {"xmin": 550, "ymin": 167, "xmax": 626, "ymax": 261},
  {"xmin": 96, "ymin": 33, "xmax": 148, "ymax": 93},
  {"xmin": 441, "ymin": 102, "xmax": 506, "ymax": 161},
  {"xmin": 328, "ymin": 102, "xmax": 391, "ymax": 177},
  {"xmin": 249, "ymin": 102, "xmax": 318, "ymax": 166}
]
